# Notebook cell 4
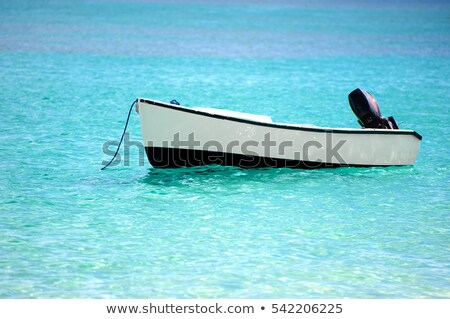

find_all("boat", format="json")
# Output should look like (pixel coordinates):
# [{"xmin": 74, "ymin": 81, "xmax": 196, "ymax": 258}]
[{"xmin": 134, "ymin": 88, "xmax": 421, "ymax": 169}]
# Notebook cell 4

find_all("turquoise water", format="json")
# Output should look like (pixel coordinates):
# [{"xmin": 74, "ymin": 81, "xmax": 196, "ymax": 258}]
[{"xmin": 1, "ymin": 0, "xmax": 449, "ymax": 298}]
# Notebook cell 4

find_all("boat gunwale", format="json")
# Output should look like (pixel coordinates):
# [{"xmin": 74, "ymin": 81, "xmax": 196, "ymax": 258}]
[{"xmin": 138, "ymin": 98, "xmax": 423, "ymax": 140}]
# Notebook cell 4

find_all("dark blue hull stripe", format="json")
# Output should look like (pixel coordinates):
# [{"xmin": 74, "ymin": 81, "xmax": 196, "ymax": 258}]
[{"xmin": 145, "ymin": 147, "xmax": 380, "ymax": 169}]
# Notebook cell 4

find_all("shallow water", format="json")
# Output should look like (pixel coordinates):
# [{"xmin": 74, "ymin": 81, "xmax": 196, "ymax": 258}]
[{"xmin": 0, "ymin": 0, "xmax": 449, "ymax": 298}]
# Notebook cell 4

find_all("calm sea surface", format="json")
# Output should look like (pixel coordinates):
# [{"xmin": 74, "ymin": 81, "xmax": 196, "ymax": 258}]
[{"xmin": 0, "ymin": 0, "xmax": 449, "ymax": 298}]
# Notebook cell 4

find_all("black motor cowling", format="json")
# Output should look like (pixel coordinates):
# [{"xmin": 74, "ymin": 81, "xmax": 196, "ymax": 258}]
[{"xmin": 348, "ymin": 88, "xmax": 398, "ymax": 129}]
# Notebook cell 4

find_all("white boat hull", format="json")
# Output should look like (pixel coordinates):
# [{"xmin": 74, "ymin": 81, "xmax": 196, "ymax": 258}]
[{"xmin": 136, "ymin": 98, "xmax": 421, "ymax": 168}]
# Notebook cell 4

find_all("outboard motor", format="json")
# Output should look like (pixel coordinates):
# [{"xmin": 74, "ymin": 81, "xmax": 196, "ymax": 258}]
[{"xmin": 348, "ymin": 88, "xmax": 399, "ymax": 129}]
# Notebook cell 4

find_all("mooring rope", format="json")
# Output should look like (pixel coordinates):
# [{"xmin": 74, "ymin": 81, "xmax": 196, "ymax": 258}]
[{"xmin": 100, "ymin": 99, "xmax": 137, "ymax": 170}]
